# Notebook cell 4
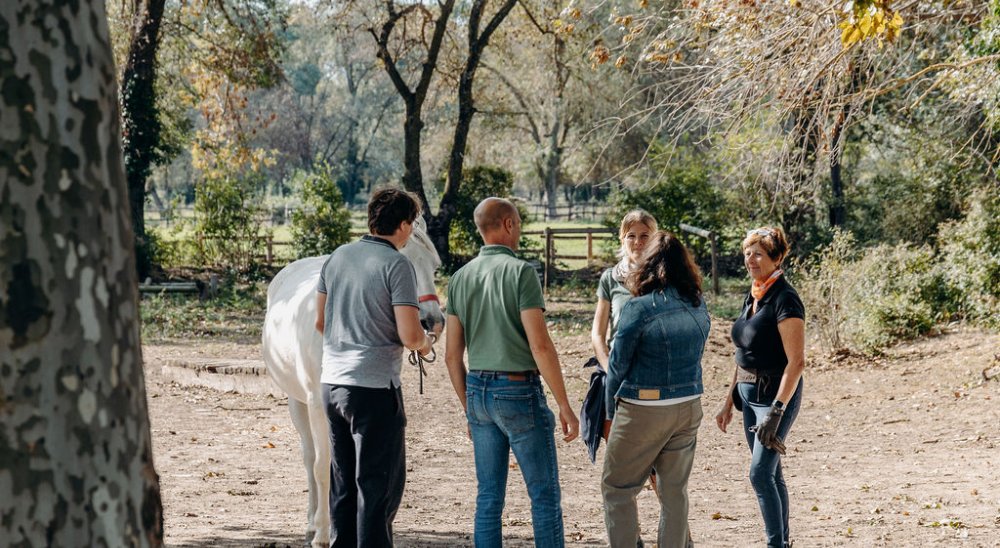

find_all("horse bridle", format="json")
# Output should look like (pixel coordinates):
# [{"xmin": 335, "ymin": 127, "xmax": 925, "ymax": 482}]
[
  {"xmin": 407, "ymin": 331, "xmax": 437, "ymax": 395},
  {"xmin": 408, "ymin": 293, "xmax": 441, "ymax": 395}
]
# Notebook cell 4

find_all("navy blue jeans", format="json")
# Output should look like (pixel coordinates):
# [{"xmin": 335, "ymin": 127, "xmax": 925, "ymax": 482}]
[
  {"xmin": 465, "ymin": 371, "xmax": 564, "ymax": 548},
  {"xmin": 323, "ymin": 384, "xmax": 406, "ymax": 548},
  {"xmin": 738, "ymin": 378, "xmax": 803, "ymax": 548}
]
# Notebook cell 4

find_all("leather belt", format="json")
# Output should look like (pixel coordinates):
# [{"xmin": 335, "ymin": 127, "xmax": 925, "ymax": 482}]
[
  {"xmin": 471, "ymin": 370, "xmax": 539, "ymax": 382},
  {"xmin": 735, "ymin": 367, "xmax": 779, "ymax": 384}
]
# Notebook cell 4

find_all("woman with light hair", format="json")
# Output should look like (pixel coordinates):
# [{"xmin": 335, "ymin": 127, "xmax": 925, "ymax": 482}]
[{"xmin": 591, "ymin": 210, "xmax": 658, "ymax": 372}]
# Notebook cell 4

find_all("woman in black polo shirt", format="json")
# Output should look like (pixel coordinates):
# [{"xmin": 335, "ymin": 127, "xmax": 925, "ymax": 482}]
[{"xmin": 715, "ymin": 227, "xmax": 805, "ymax": 548}]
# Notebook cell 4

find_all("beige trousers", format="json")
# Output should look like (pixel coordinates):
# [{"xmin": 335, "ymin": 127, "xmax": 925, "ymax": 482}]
[{"xmin": 602, "ymin": 398, "xmax": 702, "ymax": 548}]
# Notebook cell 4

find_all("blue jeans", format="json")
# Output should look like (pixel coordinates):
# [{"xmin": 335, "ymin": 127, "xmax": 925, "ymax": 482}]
[
  {"xmin": 738, "ymin": 378, "xmax": 803, "ymax": 548},
  {"xmin": 466, "ymin": 371, "xmax": 564, "ymax": 548}
]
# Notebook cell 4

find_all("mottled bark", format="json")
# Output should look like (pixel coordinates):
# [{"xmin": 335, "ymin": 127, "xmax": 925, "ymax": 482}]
[
  {"xmin": 0, "ymin": 1, "xmax": 163, "ymax": 546},
  {"xmin": 122, "ymin": 0, "xmax": 166, "ymax": 279}
]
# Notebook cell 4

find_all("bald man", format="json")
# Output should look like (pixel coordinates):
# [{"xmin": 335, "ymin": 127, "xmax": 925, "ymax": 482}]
[{"xmin": 445, "ymin": 197, "xmax": 579, "ymax": 548}]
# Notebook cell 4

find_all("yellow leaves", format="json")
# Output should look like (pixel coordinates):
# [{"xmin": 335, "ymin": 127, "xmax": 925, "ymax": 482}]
[
  {"xmin": 839, "ymin": 20, "xmax": 863, "ymax": 47},
  {"xmin": 638, "ymin": 0, "xmax": 649, "ymax": 8},
  {"xmin": 838, "ymin": 0, "xmax": 904, "ymax": 48},
  {"xmin": 615, "ymin": 55, "xmax": 629, "ymax": 68},
  {"xmin": 788, "ymin": 0, "xmax": 801, "ymax": 6}
]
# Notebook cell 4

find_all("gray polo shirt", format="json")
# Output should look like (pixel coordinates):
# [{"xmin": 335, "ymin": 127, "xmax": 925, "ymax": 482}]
[{"xmin": 316, "ymin": 235, "xmax": 418, "ymax": 388}]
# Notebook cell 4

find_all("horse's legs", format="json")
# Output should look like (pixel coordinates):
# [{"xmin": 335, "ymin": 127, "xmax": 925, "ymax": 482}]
[
  {"xmin": 288, "ymin": 398, "xmax": 321, "ymax": 545},
  {"xmin": 305, "ymin": 392, "xmax": 332, "ymax": 548}
]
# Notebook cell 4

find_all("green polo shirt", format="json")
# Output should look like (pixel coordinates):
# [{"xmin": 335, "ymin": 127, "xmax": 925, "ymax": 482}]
[{"xmin": 447, "ymin": 245, "xmax": 545, "ymax": 372}]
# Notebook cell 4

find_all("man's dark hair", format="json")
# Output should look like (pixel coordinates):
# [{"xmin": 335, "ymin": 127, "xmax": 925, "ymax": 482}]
[{"xmin": 368, "ymin": 188, "xmax": 421, "ymax": 235}]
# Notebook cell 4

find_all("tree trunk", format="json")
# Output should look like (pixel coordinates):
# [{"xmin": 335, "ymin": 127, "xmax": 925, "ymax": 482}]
[
  {"xmin": 544, "ymin": 114, "xmax": 562, "ymax": 220},
  {"xmin": 829, "ymin": 154, "xmax": 846, "ymax": 227},
  {"xmin": 829, "ymin": 104, "xmax": 851, "ymax": 227},
  {"xmin": 340, "ymin": 61, "xmax": 363, "ymax": 204},
  {"xmin": 122, "ymin": 0, "xmax": 166, "ymax": 280},
  {"xmin": 0, "ymin": 2, "xmax": 163, "ymax": 546},
  {"xmin": 430, "ymin": 0, "xmax": 518, "ymax": 265},
  {"xmin": 401, "ymin": 100, "xmax": 431, "ymax": 212},
  {"xmin": 435, "ymin": 68, "xmax": 478, "ymax": 266},
  {"xmin": 370, "ymin": 0, "xmax": 455, "ymax": 221}
]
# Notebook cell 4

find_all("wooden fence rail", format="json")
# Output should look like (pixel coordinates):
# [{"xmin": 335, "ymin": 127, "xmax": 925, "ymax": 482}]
[
  {"xmin": 525, "ymin": 202, "xmax": 612, "ymax": 221},
  {"xmin": 197, "ymin": 228, "xmax": 622, "ymax": 292},
  {"xmin": 521, "ymin": 227, "xmax": 617, "ymax": 290}
]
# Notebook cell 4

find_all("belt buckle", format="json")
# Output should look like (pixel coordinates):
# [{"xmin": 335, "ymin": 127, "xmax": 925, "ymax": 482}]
[{"xmin": 506, "ymin": 374, "xmax": 526, "ymax": 381}]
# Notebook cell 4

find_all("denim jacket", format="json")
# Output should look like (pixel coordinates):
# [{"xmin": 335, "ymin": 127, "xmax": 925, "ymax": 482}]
[{"xmin": 605, "ymin": 286, "xmax": 710, "ymax": 420}]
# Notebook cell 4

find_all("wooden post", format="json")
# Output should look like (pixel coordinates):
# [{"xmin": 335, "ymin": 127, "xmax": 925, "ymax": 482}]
[
  {"xmin": 586, "ymin": 229, "xmax": 594, "ymax": 264},
  {"xmin": 710, "ymin": 233, "xmax": 720, "ymax": 296},
  {"xmin": 543, "ymin": 227, "xmax": 552, "ymax": 293},
  {"xmin": 265, "ymin": 235, "xmax": 274, "ymax": 267},
  {"xmin": 679, "ymin": 223, "xmax": 720, "ymax": 296}
]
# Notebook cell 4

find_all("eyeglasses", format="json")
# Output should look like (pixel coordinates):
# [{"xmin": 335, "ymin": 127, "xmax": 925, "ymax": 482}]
[{"xmin": 746, "ymin": 228, "xmax": 775, "ymax": 238}]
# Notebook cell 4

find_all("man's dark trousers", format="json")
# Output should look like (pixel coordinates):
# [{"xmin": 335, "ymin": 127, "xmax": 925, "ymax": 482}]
[{"xmin": 322, "ymin": 383, "xmax": 406, "ymax": 548}]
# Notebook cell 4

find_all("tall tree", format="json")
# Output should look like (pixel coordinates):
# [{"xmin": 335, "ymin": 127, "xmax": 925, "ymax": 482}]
[
  {"xmin": 432, "ymin": 0, "xmax": 519, "ymax": 260},
  {"xmin": 368, "ymin": 0, "xmax": 456, "ymax": 210},
  {"xmin": 479, "ymin": 0, "xmax": 608, "ymax": 219},
  {"xmin": 121, "ymin": 0, "xmax": 167, "ymax": 279},
  {"xmin": 0, "ymin": 1, "xmax": 163, "ymax": 545},
  {"xmin": 600, "ymin": 0, "xmax": 992, "ymax": 224},
  {"xmin": 364, "ymin": 0, "xmax": 518, "ymax": 263}
]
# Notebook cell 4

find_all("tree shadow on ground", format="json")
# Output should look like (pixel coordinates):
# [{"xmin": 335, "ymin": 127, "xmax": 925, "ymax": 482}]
[
  {"xmin": 165, "ymin": 527, "xmax": 298, "ymax": 547},
  {"xmin": 396, "ymin": 529, "xmax": 541, "ymax": 547},
  {"xmin": 166, "ymin": 527, "xmax": 540, "ymax": 547}
]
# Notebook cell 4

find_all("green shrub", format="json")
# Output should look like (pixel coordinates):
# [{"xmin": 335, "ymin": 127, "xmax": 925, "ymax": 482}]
[
  {"xmin": 795, "ymin": 230, "xmax": 855, "ymax": 350},
  {"xmin": 289, "ymin": 166, "xmax": 352, "ymax": 258},
  {"xmin": 937, "ymin": 188, "xmax": 1000, "ymax": 326},
  {"xmin": 140, "ymin": 276, "xmax": 267, "ymax": 341},
  {"xmin": 797, "ymin": 230, "xmax": 944, "ymax": 353},
  {"xmin": 448, "ymin": 165, "xmax": 535, "ymax": 261},
  {"xmin": 194, "ymin": 173, "xmax": 267, "ymax": 271},
  {"xmin": 145, "ymin": 224, "xmax": 202, "ymax": 269}
]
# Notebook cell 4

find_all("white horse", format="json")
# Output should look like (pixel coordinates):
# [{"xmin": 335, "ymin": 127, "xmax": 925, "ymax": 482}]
[{"xmin": 261, "ymin": 217, "xmax": 444, "ymax": 547}]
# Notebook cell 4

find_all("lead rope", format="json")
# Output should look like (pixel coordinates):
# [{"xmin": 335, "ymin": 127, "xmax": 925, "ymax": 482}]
[{"xmin": 407, "ymin": 332, "xmax": 437, "ymax": 395}]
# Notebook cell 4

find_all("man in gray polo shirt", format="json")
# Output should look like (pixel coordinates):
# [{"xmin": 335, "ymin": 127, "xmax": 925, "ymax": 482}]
[{"xmin": 315, "ymin": 188, "xmax": 431, "ymax": 548}]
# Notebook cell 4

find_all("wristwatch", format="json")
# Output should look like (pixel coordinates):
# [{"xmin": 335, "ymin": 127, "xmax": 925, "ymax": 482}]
[{"xmin": 772, "ymin": 400, "xmax": 785, "ymax": 411}]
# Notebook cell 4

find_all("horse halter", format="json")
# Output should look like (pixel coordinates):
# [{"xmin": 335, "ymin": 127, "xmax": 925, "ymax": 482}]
[{"xmin": 407, "ymin": 332, "xmax": 438, "ymax": 395}]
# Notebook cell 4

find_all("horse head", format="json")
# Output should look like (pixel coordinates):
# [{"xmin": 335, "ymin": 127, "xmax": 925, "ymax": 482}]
[{"xmin": 400, "ymin": 215, "xmax": 445, "ymax": 335}]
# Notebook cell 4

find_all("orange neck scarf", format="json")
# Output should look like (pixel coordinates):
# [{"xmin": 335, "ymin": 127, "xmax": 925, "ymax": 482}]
[{"xmin": 751, "ymin": 269, "xmax": 783, "ymax": 303}]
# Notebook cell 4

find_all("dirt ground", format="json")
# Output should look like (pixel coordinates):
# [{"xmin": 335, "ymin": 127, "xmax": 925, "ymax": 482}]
[{"xmin": 144, "ymin": 313, "xmax": 1000, "ymax": 547}]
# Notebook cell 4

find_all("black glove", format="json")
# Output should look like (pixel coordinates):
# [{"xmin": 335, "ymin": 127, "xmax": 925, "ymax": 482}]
[{"xmin": 754, "ymin": 403, "xmax": 786, "ymax": 455}]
